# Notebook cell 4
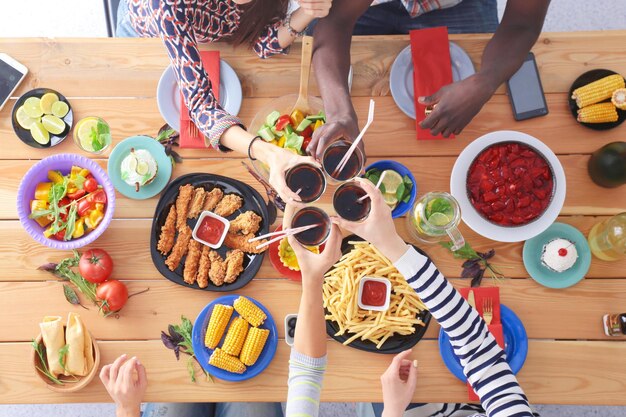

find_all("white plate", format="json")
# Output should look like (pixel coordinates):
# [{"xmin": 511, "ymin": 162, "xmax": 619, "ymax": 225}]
[
  {"xmin": 389, "ymin": 42, "xmax": 475, "ymax": 119},
  {"xmin": 450, "ymin": 131, "xmax": 566, "ymax": 243},
  {"xmin": 156, "ymin": 60, "xmax": 243, "ymax": 132}
]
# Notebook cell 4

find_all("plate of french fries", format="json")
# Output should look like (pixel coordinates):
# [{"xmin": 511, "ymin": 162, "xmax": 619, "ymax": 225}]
[
  {"xmin": 191, "ymin": 294, "xmax": 278, "ymax": 381},
  {"xmin": 323, "ymin": 237, "xmax": 431, "ymax": 354},
  {"xmin": 568, "ymin": 69, "xmax": 626, "ymax": 130}
]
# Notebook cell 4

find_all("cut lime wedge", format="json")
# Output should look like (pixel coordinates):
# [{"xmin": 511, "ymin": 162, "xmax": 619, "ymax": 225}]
[
  {"xmin": 381, "ymin": 169, "xmax": 403, "ymax": 194},
  {"xmin": 30, "ymin": 122, "xmax": 50, "ymax": 145},
  {"xmin": 23, "ymin": 97, "xmax": 44, "ymax": 118},
  {"xmin": 51, "ymin": 101, "xmax": 69, "ymax": 118},
  {"xmin": 16, "ymin": 106, "xmax": 37, "ymax": 129},
  {"xmin": 428, "ymin": 212, "xmax": 451, "ymax": 227},
  {"xmin": 42, "ymin": 114, "xmax": 66, "ymax": 135},
  {"xmin": 136, "ymin": 160, "xmax": 149, "ymax": 175},
  {"xmin": 40, "ymin": 92, "xmax": 59, "ymax": 114}
]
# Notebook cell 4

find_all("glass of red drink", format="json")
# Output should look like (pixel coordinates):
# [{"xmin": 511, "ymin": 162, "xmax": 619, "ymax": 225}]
[
  {"xmin": 322, "ymin": 140, "xmax": 365, "ymax": 184},
  {"xmin": 290, "ymin": 206, "xmax": 331, "ymax": 247},
  {"xmin": 333, "ymin": 181, "xmax": 371, "ymax": 221},
  {"xmin": 285, "ymin": 163, "xmax": 326, "ymax": 203}
]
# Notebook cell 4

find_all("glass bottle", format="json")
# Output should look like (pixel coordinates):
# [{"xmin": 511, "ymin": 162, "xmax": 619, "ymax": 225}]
[{"xmin": 587, "ymin": 213, "xmax": 626, "ymax": 261}]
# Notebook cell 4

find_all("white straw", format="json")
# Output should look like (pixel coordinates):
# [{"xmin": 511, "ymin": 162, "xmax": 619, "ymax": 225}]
[
  {"xmin": 254, "ymin": 223, "xmax": 321, "ymax": 250},
  {"xmin": 333, "ymin": 99, "xmax": 375, "ymax": 177},
  {"xmin": 357, "ymin": 171, "xmax": 386, "ymax": 202},
  {"xmin": 247, "ymin": 224, "xmax": 315, "ymax": 242}
]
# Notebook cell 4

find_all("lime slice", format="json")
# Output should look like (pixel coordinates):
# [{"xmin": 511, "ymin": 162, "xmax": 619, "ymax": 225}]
[
  {"xmin": 383, "ymin": 193, "xmax": 398, "ymax": 208},
  {"xmin": 23, "ymin": 97, "xmax": 43, "ymax": 118},
  {"xmin": 16, "ymin": 106, "xmax": 37, "ymax": 129},
  {"xmin": 51, "ymin": 101, "xmax": 69, "ymax": 118},
  {"xmin": 40, "ymin": 92, "xmax": 59, "ymax": 114},
  {"xmin": 381, "ymin": 169, "xmax": 404, "ymax": 194},
  {"xmin": 136, "ymin": 160, "xmax": 149, "ymax": 175},
  {"xmin": 426, "ymin": 197, "xmax": 454, "ymax": 219},
  {"xmin": 428, "ymin": 212, "xmax": 451, "ymax": 227},
  {"xmin": 128, "ymin": 154, "xmax": 138, "ymax": 172},
  {"xmin": 77, "ymin": 118, "xmax": 99, "ymax": 151},
  {"xmin": 42, "ymin": 114, "xmax": 66, "ymax": 135},
  {"xmin": 30, "ymin": 122, "xmax": 50, "ymax": 145}
]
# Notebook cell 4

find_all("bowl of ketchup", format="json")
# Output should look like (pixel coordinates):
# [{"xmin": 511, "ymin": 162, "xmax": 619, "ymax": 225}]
[
  {"xmin": 192, "ymin": 211, "xmax": 230, "ymax": 249},
  {"xmin": 358, "ymin": 277, "xmax": 391, "ymax": 312}
]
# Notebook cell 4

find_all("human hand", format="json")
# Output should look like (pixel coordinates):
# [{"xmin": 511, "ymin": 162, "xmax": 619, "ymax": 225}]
[
  {"xmin": 298, "ymin": 0, "xmax": 333, "ymax": 18},
  {"xmin": 380, "ymin": 349, "xmax": 419, "ymax": 417},
  {"xmin": 419, "ymin": 74, "xmax": 495, "ymax": 138},
  {"xmin": 100, "ymin": 354, "xmax": 147, "ymax": 417},
  {"xmin": 332, "ymin": 178, "xmax": 406, "ymax": 262},
  {"xmin": 307, "ymin": 117, "xmax": 359, "ymax": 160},
  {"xmin": 266, "ymin": 146, "xmax": 321, "ymax": 205}
]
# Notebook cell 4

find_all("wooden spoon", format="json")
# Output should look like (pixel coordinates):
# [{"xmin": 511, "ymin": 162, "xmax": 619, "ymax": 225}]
[{"xmin": 291, "ymin": 36, "xmax": 314, "ymax": 114}]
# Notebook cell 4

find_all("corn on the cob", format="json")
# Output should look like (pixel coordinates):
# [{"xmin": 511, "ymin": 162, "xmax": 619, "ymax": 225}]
[
  {"xmin": 204, "ymin": 304, "xmax": 233, "ymax": 349},
  {"xmin": 233, "ymin": 296, "xmax": 266, "ymax": 327},
  {"xmin": 222, "ymin": 317, "xmax": 249, "ymax": 356},
  {"xmin": 209, "ymin": 348, "xmax": 246, "ymax": 374},
  {"xmin": 577, "ymin": 102, "xmax": 618, "ymax": 123},
  {"xmin": 572, "ymin": 74, "xmax": 625, "ymax": 108},
  {"xmin": 612, "ymin": 88, "xmax": 626, "ymax": 110},
  {"xmin": 240, "ymin": 327, "xmax": 269, "ymax": 366}
]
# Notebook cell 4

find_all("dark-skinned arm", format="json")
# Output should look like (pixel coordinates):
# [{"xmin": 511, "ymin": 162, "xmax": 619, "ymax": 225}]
[
  {"xmin": 421, "ymin": 0, "xmax": 551, "ymax": 137},
  {"xmin": 307, "ymin": 0, "xmax": 371, "ymax": 159}
]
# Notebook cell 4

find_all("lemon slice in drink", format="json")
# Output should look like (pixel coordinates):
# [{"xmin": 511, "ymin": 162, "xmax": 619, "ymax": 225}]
[
  {"xmin": 383, "ymin": 193, "xmax": 398, "ymax": 208},
  {"xmin": 77, "ymin": 118, "xmax": 99, "ymax": 152},
  {"xmin": 381, "ymin": 169, "xmax": 404, "ymax": 194},
  {"xmin": 16, "ymin": 106, "xmax": 37, "ymax": 129},
  {"xmin": 23, "ymin": 97, "xmax": 44, "ymax": 118},
  {"xmin": 136, "ymin": 160, "xmax": 149, "ymax": 176},
  {"xmin": 40, "ymin": 93, "xmax": 59, "ymax": 114},
  {"xmin": 428, "ymin": 212, "xmax": 451, "ymax": 227},
  {"xmin": 42, "ymin": 115, "xmax": 66, "ymax": 135},
  {"xmin": 51, "ymin": 101, "xmax": 69, "ymax": 118},
  {"xmin": 30, "ymin": 122, "xmax": 50, "ymax": 145}
]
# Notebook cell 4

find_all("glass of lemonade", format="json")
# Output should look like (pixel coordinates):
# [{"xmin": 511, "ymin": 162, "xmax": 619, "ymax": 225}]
[
  {"xmin": 73, "ymin": 116, "xmax": 112, "ymax": 154},
  {"xmin": 407, "ymin": 191, "xmax": 465, "ymax": 250}
]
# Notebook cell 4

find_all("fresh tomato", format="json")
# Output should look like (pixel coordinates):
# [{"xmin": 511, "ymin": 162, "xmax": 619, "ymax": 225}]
[
  {"xmin": 96, "ymin": 280, "xmax": 128, "ymax": 313},
  {"xmin": 302, "ymin": 137, "xmax": 312, "ymax": 153},
  {"xmin": 78, "ymin": 199, "xmax": 95, "ymax": 217},
  {"xmin": 67, "ymin": 189, "xmax": 86, "ymax": 200},
  {"xmin": 84, "ymin": 177, "xmax": 98, "ymax": 193},
  {"xmin": 89, "ymin": 189, "xmax": 107, "ymax": 205},
  {"xmin": 79, "ymin": 248, "xmax": 113, "ymax": 283},
  {"xmin": 58, "ymin": 197, "xmax": 71, "ymax": 208},
  {"xmin": 54, "ymin": 230, "xmax": 66, "ymax": 241},
  {"xmin": 275, "ymin": 115, "xmax": 291, "ymax": 131},
  {"xmin": 299, "ymin": 126, "xmax": 313, "ymax": 138}
]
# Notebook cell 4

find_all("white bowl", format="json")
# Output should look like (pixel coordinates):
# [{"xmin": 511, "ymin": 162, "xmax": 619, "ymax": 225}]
[
  {"xmin": 192, "ymin": 211, "xmax": 230, "ymax": 249},
  {"xmin": 450, "ymin": 131, "xmax": 566, "ymax": 243},
  {"xmin": 357, "ymin": 277, "xmax": 391, "ymax": 312}
]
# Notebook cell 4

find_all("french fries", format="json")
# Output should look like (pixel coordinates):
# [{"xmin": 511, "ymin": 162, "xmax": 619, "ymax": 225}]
[{"xmin": 323, "ymin": 241, "xmax": 427, "ymax": 349}]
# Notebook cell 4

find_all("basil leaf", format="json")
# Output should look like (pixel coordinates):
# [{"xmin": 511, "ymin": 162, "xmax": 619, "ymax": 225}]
[{"xmin": 63, "ymin": 284, "xmax": 81, "ymax": 305}]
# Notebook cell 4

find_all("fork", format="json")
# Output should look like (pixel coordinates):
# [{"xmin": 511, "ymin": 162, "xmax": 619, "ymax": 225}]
[{"xmin": 482, "ymin": 297, "xmax": 493, "ymax": 325}]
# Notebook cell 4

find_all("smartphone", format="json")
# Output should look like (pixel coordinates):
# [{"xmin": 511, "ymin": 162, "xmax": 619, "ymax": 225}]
[
  {"xmin": 0, "ymin": 53, "xmax": 28, "ymax": 112},
  {"xmin": 506, "ymin": 52, "xmax": 548, "ymax": 121}
]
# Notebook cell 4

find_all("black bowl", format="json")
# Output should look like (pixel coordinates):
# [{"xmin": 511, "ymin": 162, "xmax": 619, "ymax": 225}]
[
  {"xmin": 150, "ymin": 173, "xmax": 269, "ymax": 292},
  {"xmin": 325, "ymin": 235, "xmax": 432, "ymax": 354},
  {"xmin": 568, "ymin": 69, "xmax": 626, "ymax": 130},
  {"xmin": 11, "ymin": 88, "xmax": 73, "ymax": 148}
]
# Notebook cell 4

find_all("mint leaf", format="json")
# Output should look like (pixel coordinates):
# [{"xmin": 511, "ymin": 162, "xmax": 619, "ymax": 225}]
[{"xmin": 395, "ymin": 182, "xmax": 405, "ymax": 201}]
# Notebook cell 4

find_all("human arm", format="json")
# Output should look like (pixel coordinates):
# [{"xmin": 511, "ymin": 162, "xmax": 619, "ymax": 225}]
[
  {"xmin": 420, "ymin": 0, "xmax": 551, "ymax": 137},
  {"xmin": 307, "ymin": 0, "xmax": 371, "ymax": 159},
  {"xmin": 100, "ymin": 354, "xmax": 147, "ymax": 417},
  {"xmin": 380, "ymin": 350, "xmax": 419, "ymax": 417}
]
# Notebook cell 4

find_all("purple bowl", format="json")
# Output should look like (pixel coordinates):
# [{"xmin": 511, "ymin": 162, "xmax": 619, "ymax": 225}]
[{"xmin": 17, "ymin": 154, "xmax": 116, "ymax": 249}]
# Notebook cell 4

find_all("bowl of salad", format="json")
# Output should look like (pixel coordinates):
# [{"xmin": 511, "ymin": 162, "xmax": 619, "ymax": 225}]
[
  {"xmin": 17, "ymin": 154, "xmax": 116, "ymax": 249},
  {"xmin": 248, "ymin": 94, "xmax": 326, "ymax": 179}
]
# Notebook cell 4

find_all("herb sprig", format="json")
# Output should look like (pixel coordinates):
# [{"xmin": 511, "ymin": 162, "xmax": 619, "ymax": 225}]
[
  {"xmin": 38, "ymin": 251, "xmax": 98, "ymax": 305},
  {"xmin": 440, "ymin": 242, "xmax": 505, "ymax": 287},
  {"xmin": 161, "ymin": 316, "xmax": 211, "ymax": 383},
  {"xmin": 32, "ymin": 339, "xmax": 63, "ymax": 385},
  {"xmin": 153, "ymin": 125, "xmax": 182, "ymax": 167}
]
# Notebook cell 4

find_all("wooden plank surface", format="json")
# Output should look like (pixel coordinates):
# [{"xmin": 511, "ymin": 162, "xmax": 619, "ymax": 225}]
[{"xmin": 1, "ymin": 339, "xmax": 624, "ymax": 404}]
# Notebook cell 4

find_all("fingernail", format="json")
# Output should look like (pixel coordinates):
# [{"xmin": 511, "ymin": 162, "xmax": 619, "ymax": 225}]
[
  {"xmin": 413, "ymin": 360, "xmax": 419, "ymax": 368},
  {"xmin": 131, "ymin": 356, "xmax": 137, "ymax": 361},
  {"xmin": 136, "ymin": 359, "xmax": 142, "ymax": 365},
  {"xmin": 121, "ymin": 353, "xmax": 127, "ymax": 358}
]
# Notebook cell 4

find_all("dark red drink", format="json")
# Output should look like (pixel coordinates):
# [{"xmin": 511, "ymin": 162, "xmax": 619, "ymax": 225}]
[
  {"xmin": 333, "ymin": 182, "xmax": 371, "ymax": 221},
  {"xmin": 286, "ymin": 164, "xmax": 326, "ymax": 203},
  {"xmin": 291, "ymin": 207, "xmax": 331, "ymax": 246},
  {"xmin": 322, "ymin": 140, "xmax": 364, "ymax": 182}
]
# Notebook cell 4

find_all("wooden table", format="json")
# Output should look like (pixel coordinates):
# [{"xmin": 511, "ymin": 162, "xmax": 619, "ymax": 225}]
[{"xmin": 1, "ymin": 32, "xmax": 625, "ymax": 405}]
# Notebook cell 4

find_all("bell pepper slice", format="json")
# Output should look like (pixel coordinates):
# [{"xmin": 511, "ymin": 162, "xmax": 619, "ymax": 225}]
[
  {"xmin": 290, "ymin": 109, "xmax": 305, "ymax": 127},
  {"xmin": 35, "ymin": 183, "xmax": 53, "ymax": 201},
  {"xmin": 275, "ymin": 115, "xmax": 291, "ymax": 131},
  {"xmin": 72, "ymin": 218, "xmax": 85, "ymax": 238},
  {"xmin": 47, "ymin": 170, "xmax": 64, "ymax": 184}
]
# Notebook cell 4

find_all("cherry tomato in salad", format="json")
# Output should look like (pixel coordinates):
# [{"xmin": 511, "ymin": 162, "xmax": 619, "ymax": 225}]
[
  {"xmin": 67, "ymin": 189, "xmax": 86, "ymax": 200},
  {"xmin": 96, "ymin": 279, "xmax": 128, "ymax": 313},
  {"xmin": 54, "ymin": 230, "xmax": 66, "ymax": 240},
  {"xmin": 89, "ymin": 189, "xmax": 107, "ymax": 205},
  {"xmin": 84, "ymin": 177, "xmax": 98, "ymax": 193},
  {"xmin": 79, "ymin": 248, "xmax": 114, "ymax": 284},
  {"xmin": 302, "ymin": 137, "xmax": 312, "ymax": 152},
  {"xmin": 300, "ymin": 126, "xmax": 313, "ymax": 139},
  {"xmin": 275, "ymin": 115, "xmax": 291, "ymax": 131},
  {"xmin": 59, "ymin": 197, "xmax": 71, "ymax": 208},
  {"xmin": 78, "ymin": 199, "xmax": 95, "ymax": 217}
]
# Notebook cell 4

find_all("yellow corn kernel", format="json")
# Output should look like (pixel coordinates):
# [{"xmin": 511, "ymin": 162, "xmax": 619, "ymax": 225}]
[
  {"xmin": 572, "ymin": 74, "xmax": 625, "ymax": 108},
  {"xmin": 204, "ymin": 304, "xmax": 233, "ymax": 349},
  {"xmin": 233, "ymin": 297, "xmax": 266, "ymax": 327},
  {"xmin": 240, "ymin": 327, "xmax": 269, "ymax": 366},
  {"xmin": 222, "ymin": 317, "xmax": 249, "ymax": 356},
  {"xmin": 209, "ymin": 348, "xmax": 246, "ymax": 374},
  {"xmin": 577, "ymin": 102, "xmax": 618, "ymax": 123}
]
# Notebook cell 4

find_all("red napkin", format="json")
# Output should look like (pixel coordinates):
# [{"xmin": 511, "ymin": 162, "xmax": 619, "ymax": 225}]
[
  {"xmin": 409, "ymin": 27, "xmax": 454, "ymax": 140},
  {"xmin": 179, "ymin": 50, "xmax": 220, "ymax": 149},
  {"xmin": 458, "ymin": 287, "xmax": 503, "ymax": 401}
]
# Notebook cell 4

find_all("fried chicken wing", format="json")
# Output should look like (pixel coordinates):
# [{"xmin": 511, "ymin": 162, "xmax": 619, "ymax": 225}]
[
  {"xmin": 224, "ymin": 232, "xmax": 268, "ymax": 254},
  {"xmin": 187, "ymin": 188, "xmax": 207, "ymax": 219},
  {"xmin": 214, "ymin": 194, "xmax": 243, "ymax": 217},
  {"xmin": 183, "ymin": 240, "xmax": 203, "ymax": 284},
  {"xmin": 165, "ymin": 225, "xmax": 192, "ymax": 271},
  {"xmin": 225, "ymin": 250, "xmax": 245, "ymax": 284},
  {"xmin": 175, "ymin": 184, "xmax": 194, "ymax": 229},
  {"xmin": 196, "ymin": 245, "xmax": 211, "ymax": 289},
  {"xmin": 157, "ymin": 205, "xmax": 177, "ymax": 255},
  {"xmin": 202, "ymin": 188, "xmax": 224, "ymax": 212},
  {"xmin": 229, "ymin": 211, "xmax": 262, "ymax": 236},
  {"xmin": 208, "ymin": 250, "xmax": 227, "ymax": 286}
]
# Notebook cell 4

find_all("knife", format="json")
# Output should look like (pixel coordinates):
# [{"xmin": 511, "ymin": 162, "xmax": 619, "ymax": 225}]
[{"xmin": 468, "ymin": 290, "xmax": 476, "ymax": 309}]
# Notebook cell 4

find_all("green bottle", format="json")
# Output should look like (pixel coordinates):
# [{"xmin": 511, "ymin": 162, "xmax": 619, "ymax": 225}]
[{"xmin": 588, "ymin": 142, "xmax": 626, "ymax": 188}]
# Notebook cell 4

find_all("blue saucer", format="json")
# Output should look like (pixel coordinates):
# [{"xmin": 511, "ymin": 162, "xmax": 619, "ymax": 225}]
[
  {"xmin": 438, "ymin": 304, "xmax": 528, "ymax": 382},
  {"xmin": 107, "ymin": 136, "xmax": 172, "ymax": 200},
  {"xmin": 364, "ymin": 160, "xmax": 417, "ymax": 218},
  {"xmin": 191, "ymin": 295, "xmax": 278, "ymax": 382},
  {"xmin": 523, "ymin": 222, "xmax": 591, "ymax": 289}
]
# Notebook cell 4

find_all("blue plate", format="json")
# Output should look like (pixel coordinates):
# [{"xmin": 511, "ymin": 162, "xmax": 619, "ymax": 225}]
[
  {"xmin": 107, "ymin": 136, "xmax": 172, "ymax": 200},
  {"xmin": 438, "ymin": 304, "xmax": 528, "ymax": 382},
  {"xmin": 192, "ymin": 295, "xmax": 278, "ymax": 382},
  {"xmin": 364, "ymin": 160, "xmax": 417, "ymax": 218},
  {"xmin": 523, "ymin": 222, "xmax": 592, "ymax": 289}
]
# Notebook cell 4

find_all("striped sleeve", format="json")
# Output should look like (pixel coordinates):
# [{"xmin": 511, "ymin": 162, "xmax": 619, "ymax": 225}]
[
  {"xmin": 286, "ymin": 349, "xmax": 326, "ymax": 417},
  {"xmin": 394, "ymin": 246, "xmax": 534, "ymax": 417}
]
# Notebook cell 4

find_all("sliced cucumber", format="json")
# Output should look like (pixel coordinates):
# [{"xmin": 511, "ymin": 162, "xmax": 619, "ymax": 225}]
[
  {"xmin": 266, "ymin": 110, "xmax": 281, "ymax": 127},
  {"xmin": 270, "ymin": 125, "xmax": 285, "ymax": 137},
  {"xmin": 257, "ymin": 125, "xmax": 275, "ymax": 141},
  {"xmin": 295, "ymin": 118, "xmax": 313, "ymax": 132},
  {"xmin": 306, "ymin": 111, "xmax": 326, "ymax": 122},
  {"xmin": 284, "ymin": 124, "xmax": 295, "ymax": 135}
]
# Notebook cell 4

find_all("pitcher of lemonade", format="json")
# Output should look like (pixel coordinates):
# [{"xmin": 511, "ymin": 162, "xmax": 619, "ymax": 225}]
[
  {"xmin": 588, "ymin": 213, "xmax": 626, "ymax": 261},
  {"xmin": 407, "ymin": 192, "xmax": 465, "ymax": 250}
]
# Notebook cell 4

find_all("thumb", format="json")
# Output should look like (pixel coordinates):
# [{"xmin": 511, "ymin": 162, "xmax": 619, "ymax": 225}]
[{"xmin": 418, "ymin": 89, "xmax": 443, "ymax": 105}]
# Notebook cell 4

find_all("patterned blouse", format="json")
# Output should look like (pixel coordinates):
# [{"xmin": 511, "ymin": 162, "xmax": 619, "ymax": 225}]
[
  {"xmin": 371, "ymin": 0, "xmax": 463, "ymax": 17},
  {"xmin": 128, "ymin": 0, "xmax": 287, "ymax": 148}
]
